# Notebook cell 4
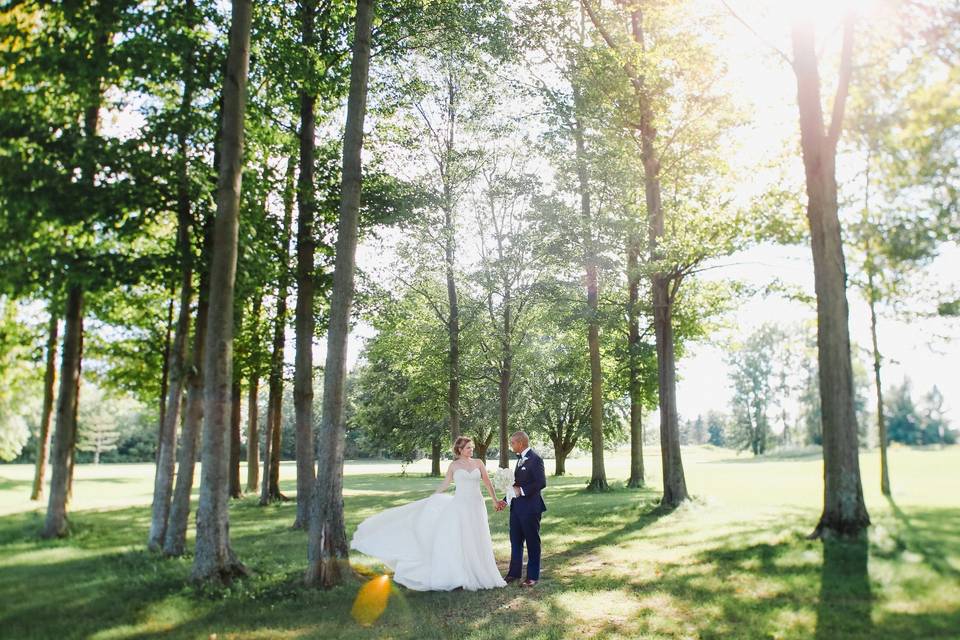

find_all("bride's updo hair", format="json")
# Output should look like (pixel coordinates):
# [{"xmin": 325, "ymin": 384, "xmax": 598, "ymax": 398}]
[{"xmin": 452, "ymin": 436, "xmax": 474, "ymax": 457}]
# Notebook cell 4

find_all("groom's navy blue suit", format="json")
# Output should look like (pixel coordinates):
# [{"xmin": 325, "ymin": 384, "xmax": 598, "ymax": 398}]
[{"xmin": 506, "ymin": 448, "xmax": 547, "ymax": 581}]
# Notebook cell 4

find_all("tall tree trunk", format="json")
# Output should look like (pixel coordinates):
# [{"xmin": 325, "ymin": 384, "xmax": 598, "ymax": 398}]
[
  {"xmin": 41, "ymin": 22, "xmax": 103, "ymax": 532},
  {"xmin": 430, "ymin": 438, "xmax": 441, "ymax": 477},
  {"xmin": 867, "ymin": 262, "xmax": 890, "ymax": 496},
  {"xmin": 191, "ymin": 0, "xmax": 252, "ymax": 584},
  {"xmin": 260, "ymin": 389, "xmax": 274, "ymax": 504},
  {"xmin": 163, "ymin": 276, "xmax": 209, "ymax": 557},
  {"xmin": 445, "ymin": 201, "xmax": 461, "ymax": 442},
  {"xmin": 571, "ymin": 84, "xmax": 607, "ymax": 492},
  {"xmin": 229, "ymin": 378, "xmax": 242, "ymax": 498},
  {"xmin": 41, "ymin": 286, "xmax": 83, "ymax": 538},
  {"xmin": 792, "ymin": 17, "xmax": 869, "ymax": 538},
  {"xmin": 498, "ymin": 279, "xmax": 512, "ymax": 469},
  {"xmin": 245, "ymin": 374, "xmax": 259, "ymax": 492},
  {"xmin": 157, "ymin": 290, "xmax": 174, "ymax": 459},
  {"xmin": 863, "ymin": 151, "xmax": 890, "ymax": 497},
  {"xmin": 147, "ymin": 209, "xmax": 194, "ymax": 549},
  {"xmin": 292, "ymin": 0, "xmax": 318, "ymax": 528},
  {"xmin": 581, "ymin": 0, "xmax": 688, "ymax": 504},
  {"xmin": 626, "ymin": 233, "xmax": 645, "ymax": 488},
  {"xmin": 305, "ymin": 0, "xmax": 373, "ymax": 588},
  {"xmin": 148, "ymin": 0, "xmax": 197, "ymax": 548},
  {"xmin": 632, "ymin": 7, "xmax": 686, "ymax": 507},
  {"xmin": 262, "ymin": 157, "xmax": 296, "ymax": 506},
  {"xmin": 30, "ymin": 310, "xmax": 59, "ymax": 501},
  {"xmin": 498, "ymin": 361, "xmax": 510, "ymax": 468},
  {"xmin": 148, "ymin": 97, "xmax": 196, "ymax": 547},
  {"xmin": 270, "ymin": 390, "xmax": 283, "ymax": 493}
]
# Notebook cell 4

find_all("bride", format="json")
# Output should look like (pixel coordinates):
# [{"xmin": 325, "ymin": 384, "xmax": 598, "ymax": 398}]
[{"xmin": 350, "ymin": 436, "xmax": 507, "ymax": 591}]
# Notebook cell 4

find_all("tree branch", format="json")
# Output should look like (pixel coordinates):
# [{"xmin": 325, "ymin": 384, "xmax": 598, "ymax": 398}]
[{"xmin": 827, "ymin": 13, "xmax": 856, "ymax": 151}]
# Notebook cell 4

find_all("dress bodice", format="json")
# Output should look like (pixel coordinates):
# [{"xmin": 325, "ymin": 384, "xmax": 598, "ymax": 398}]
[{"xmin": 453, "ymin": 467, "xmax": 482, "ymax": 498}]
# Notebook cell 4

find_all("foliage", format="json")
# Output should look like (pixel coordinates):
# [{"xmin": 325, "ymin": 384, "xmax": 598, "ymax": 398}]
[{"xmin": 885, "ymin": 380, "xmax": 956, "ymax": 446}]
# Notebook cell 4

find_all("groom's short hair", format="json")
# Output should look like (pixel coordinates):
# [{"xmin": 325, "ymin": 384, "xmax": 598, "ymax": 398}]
[{"xmin": 510, "ymin": 431, "xmax": 529, "ymax": 446}]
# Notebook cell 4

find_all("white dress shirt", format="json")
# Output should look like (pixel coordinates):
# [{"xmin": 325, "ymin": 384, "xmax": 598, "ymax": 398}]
[{"xmin": 516, "ymin": 447, "xmax": 531, "ymax": 496}]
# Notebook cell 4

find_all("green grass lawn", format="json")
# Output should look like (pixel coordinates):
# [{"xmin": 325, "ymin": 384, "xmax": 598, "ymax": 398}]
[{"xmin": 1, "ymin": 445, "xmax": 958, "ymax": 639}]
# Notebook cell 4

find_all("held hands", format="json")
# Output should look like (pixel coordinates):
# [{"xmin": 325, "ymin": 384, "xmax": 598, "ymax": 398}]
[{"xmin": 494, "ymin": 499, "xmax": 507, "ymax": 512}]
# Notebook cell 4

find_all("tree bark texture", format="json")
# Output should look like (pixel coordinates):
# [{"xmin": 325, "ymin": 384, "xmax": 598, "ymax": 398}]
[
  {"xmin": 261, "ymin": 158, "xmax": 296, "ymax": 506},
  {"xmin": 867, "ymin": 265, "xmax": 890, "ymax": 496},
  {"xmin": 41, "ymin": 286, "xmax": 83, "ymax": 538},
  {"xmin": 305, "ymin": 0, "xmax": 373, "ymax": 588},
  {"xmin": 293, "ymin": 0, "xmax": 318, "ymax": 528},
  {"xmin": 148, "ymin": 132, "xmax": 196, "ymax": 547},
  {"xmin": 30, "ymin": 310, "xmax": 59, "ymax": 501},
  {"xmin": 191, "ymin": 0, "xmax": 252, "ymax": 584},
  {"xmin": 245, "ymin": 374, "xmax": 259, "ymax": 493},
  {"xmin": 430, "ymin": 439, "xmax": 441, "ymax": 477},
  {"xmin": 571, "ymin": 84, "xmax": 607, "ymax": 492},
  {"xmin": 626, "ymin": 234, "xmax": 645, "ymax": 488},
  {"xmin": 792, "ymin": 17, "xmax": 869, "ymax": 538},
  {"xmin": 229, "ymin": 378, "xmax": 242, "ymax": 498},
  {"xmin": 163, "ymin": 278, "xmax": 209, "ymax": 556},
  {"xmin": 445, "ymin": 201, "xmax": 461, "ymax": 443}
]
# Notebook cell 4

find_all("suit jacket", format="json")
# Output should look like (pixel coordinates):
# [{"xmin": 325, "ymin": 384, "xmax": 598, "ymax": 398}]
[{"xmin": 511, "ymin": 449, "xmax": 547, "ymax": 514}]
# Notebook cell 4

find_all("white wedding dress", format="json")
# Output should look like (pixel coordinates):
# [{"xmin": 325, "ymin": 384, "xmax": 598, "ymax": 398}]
[{"xmin": 350, "ymin": 467, "xmax": 507, "ymax": 591}]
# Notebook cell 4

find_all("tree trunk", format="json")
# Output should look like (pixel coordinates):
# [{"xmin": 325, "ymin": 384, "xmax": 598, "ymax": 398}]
[
  {"xmin": 260, "ymin": 390, "xmax": 274, "ymax": 504},
  {"xmin": 191, "ymin": 0, "xmax": 252, "ymax": 584},
  {"xmin": 148, "ymin": 219, "xmax": 194, "ymax": 549},
  {"xmin": 445, "ymin": 203, "xmax": 461, "ymax": 443},
  {"xmin": 630, "ymin": 6, "xmax": 686, "ymax": 507},
  {"xmin": 554, "ymin": 442, "xmax": 567, "ymax": 477},
  {"xmin": 163, "ymin": 278, "xmax": 209, "ymax": 557},
  {"xmin": 148, "ymin": 0, "xmax": 197, "ymax": 548},
  {"xmin": 292, "ymin": 0, "xmax": 318, "ymax": 529},
  {"xmin": 305, "ymin": 0, "xmax": 373, "ymax": 588},
  {"xmin": 792, "ymin": 18, "xmax": 869, "ymax": 539},
  {"xmin": 652, "ymin": 276, "xmax": 687, "ymax": 506},
  {"xmin": 626, "ymin": 234, "xmax": 645, "ymax": 488},
  {"xmin": 498, "ymin": 358, "xmax": 511, "ymax": 469},
  {"xmin": 30, "ymin": 310, "xmax": 59, "ymax": 501},
  {"xmin": 430, "ymin": 438, "xmax": 441, "ymax": 477},
  {"xmin": 157, "ymin": 291, "xmax": 174, "ymax": 460},
  {"xmin": 229, "ymin": 379, "xmax": 242, "ymax": 498},
  {"xmin": 262, "ymin": 157, "xmax": 296, "ymax": 506},
  {"xmin": 41, "ymin": 286, "xmax": 83, "ymax": 538},
  {"xmin": 270, "ymin": 391, "xmax": 283, "ymax": 492},
  {"xmin": 245, "ymin": 374, "xmax": 259, "ymax": 493},
  {"xmin": 571, "ymin": 84, "xmax": 607, "ymax": 492},
  {"xmin": 867, "ymin": 254, "xmax": 890, "ymax": 496},
  {"xmin": 148, "ymin": 138, "xmax": 196, "ymax": 549},
  {"xmin": 474, "ymin": 431, "xmax": 493, "ymax": 463}
]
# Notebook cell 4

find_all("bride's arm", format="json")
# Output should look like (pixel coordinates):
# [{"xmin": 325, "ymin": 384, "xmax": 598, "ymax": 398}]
[
  {"xmin": 478, "ymin": 465, "xmax": 499, "ymax": 502},
  {"xmin": 434, "ymin": 464, "xmax": 454, "ymax": 494}
]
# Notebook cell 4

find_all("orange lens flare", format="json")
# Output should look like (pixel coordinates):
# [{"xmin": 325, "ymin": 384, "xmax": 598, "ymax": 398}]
[{"xmin": 351, "ymin": 574, "xmax": 392, "ymax": 627}]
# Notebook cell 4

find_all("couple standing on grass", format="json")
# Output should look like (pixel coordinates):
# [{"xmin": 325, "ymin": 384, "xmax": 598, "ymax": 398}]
[{"xmin": 351, "ymin": 431, "xmax": 547, "ymax": 590}]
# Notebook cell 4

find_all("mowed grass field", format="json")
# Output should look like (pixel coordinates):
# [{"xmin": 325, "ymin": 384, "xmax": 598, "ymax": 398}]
[{"xmin": 1, "ymin": 445, "xmax": 958, "ymax": 639}]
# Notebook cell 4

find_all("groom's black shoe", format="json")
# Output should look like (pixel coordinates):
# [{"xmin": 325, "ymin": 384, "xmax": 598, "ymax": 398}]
[
  {"xmin": 504, "ymin": 575, "xmax": 520, "ymax": 584},
  {"xmin": 520, "ymin": 579, "xmax": 537, "ymax": 588}
]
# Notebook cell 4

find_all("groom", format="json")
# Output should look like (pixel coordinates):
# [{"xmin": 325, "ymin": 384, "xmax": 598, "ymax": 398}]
[{"xmin": 499, "ymin": 431, "xmax": 546, "ymax": 587}]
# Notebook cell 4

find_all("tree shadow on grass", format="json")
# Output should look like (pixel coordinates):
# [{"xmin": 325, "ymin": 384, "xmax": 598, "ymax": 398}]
[
  {"xmin": 885, "ymin": 497, "xmax": 960, "ymax": 581},
  {"xmin": 815, "ymin": 535, "xmax": 872, "ymax": 640},
  {"xmin": 0, "ymin": 518, "xmax": 190, "ymax": 640}
]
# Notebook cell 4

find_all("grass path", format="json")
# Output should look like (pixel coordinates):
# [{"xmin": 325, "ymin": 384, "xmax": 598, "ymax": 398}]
[{"xmin": 1, "ymin": 446, "xmax": 958, "ymax": 639}]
